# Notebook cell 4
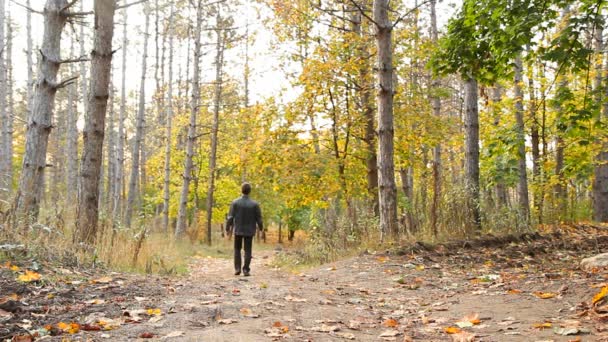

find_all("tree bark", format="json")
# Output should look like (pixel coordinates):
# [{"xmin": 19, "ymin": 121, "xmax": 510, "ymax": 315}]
[
  {"xmin": 176, "ymin": 0, "xmax": 203, "ymax": 238},
  {"xmin": 76, "ymin": 0, "xmax": 117, "ymax": 244},
  {"xmin": 125, "ymin": 11, "xmax": 150, "ymax": 228},
  {"xmin": 66, "ymin": 37, "xmax": 78, "ymax": 205},
  {"xmin": 528, "ymin": 56, "xmax": 542, "ymax": 223},
  {"xmin": 373, "ymin": 0, "xmax": 398, "ymax": 239},
  {"xmin": 162, "ymin": 3, "xmax": 175, "ymax": 234},
  {"xmin": 0, "ymin": 0, "xmax": 8, "ymax": 200},
  {"xmin": 114, "ymin": 1, "xmax": 128, "ymax": 221},
  {"xmin": 205, "ymin": 9, "xmax": 225, "ymax": 245},
  {"xmin": 514, "ymin": 54, "xmax": 530, "ymax": 225},
  {"xmin": 429, "ymin": 0, "xmax": 441, "ymax": 236},
  {"xmin": 464, "ymin": 77, "xmax": 481, "ymax": 231},
  {"xmin": 593, "ymin": 18, "xmax": 608, "ymax": 222},
  {"xmin": 26, "ymin": 0, "xmax": 33, "ymax": 114},
  {"xmin": 14, "ymin": 0, "xmax": 70, "ymax": 221}
]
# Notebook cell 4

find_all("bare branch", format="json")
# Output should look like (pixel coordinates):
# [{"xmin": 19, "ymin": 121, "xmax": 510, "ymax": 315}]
[
  {"xmin": 60, "ymin": 0, "xmax": 79, "ymax": 13},
  {"xmin": 346, "ymin": 0, "xmax": 378, "ymax": 27},
  {"xmin": 8, "ymin": 0, "xmax": 42, "ymax": 14},
  {"xmin": 391, "ymin": 0, "xmax": 433, "ymax": 29},
  {"xmin": 117, "ymin": 0, "xmax": 148, "ymax": 10},
  {"xmin": 52, "ymin": 75, "xmax": 79, "ymax": 89},
  {"xmin": 59, "ymin": 56, "xmax": 90, "ymax": 64}
]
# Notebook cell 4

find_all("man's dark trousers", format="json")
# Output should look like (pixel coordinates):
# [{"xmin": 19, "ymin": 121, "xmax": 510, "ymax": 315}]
[{"xmin": 234, "ymin": 235, "xmax": 253, "ymax": 273}]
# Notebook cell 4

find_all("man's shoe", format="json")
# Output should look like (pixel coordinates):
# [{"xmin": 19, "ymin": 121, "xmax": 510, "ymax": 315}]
[
  {"xmin": 243, "ymin": 271, "xmax": 250, "ymax": 276},
  {"xmin": 234, "ymin": 270, "xmax": 241, "ymax": 276}
]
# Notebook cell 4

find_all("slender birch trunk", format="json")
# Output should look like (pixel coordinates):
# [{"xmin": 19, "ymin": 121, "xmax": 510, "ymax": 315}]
[
  {"xmin": 464, "ymin": 77, "xmax": 481, "ymax": 231},
  {"xmin": 593, "ymin": 18, "xmax": 608, "ymax": 222},
  {"xmin": 514, "ymin": 54, "xmax": 530, "ymax": 226},
  {"xmin": 114, "ymin": 1, "xmax": 128, "ymax": 220},
  {"xmin": 176, "ymin": 0, "xmax": 203, "ymax": 238},
  {"xmin": 429, "ymin": 0, "xmax": 442, "ymax": 236},
  {"xmin": 162, "ymin": 3, "xmax": 175, "ymax": 234},
  {"xmin": 125, "ymin": 11, "xmax": 150, "ymax": 228},
  {"xmin": 0, "ymin": 0, "xmax": 8, "ymax": 200}
]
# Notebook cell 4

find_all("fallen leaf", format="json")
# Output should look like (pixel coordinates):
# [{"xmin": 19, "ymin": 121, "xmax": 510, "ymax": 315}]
[
  {"xmin": 456, "ymin": 313, "xmax": 481, "ymax": 328},
  {"xmin": 507, "ymin": 289, "xmax": 522, "ymax": 294},
  {"xmin": 336, "ymin": 332, "xmax": 356, "ymax": 340},
  {"xmin": 593, "ymin": 286, "xmax": 608, "ymax": 305},
  {"xmin": 533, "ymin": 322, "xmax": 552, "ymax": 329},
  {"xmin": 140, "ymin": 332, "xmax": 154, "ymax": 338},
  {"xmin": 451, "ymin": 330, "xmax": 476, "ymax": 342},
  {"xmin": 218, "ymin": 318, "xmax": 238, "ymax": 324},
  {"xmin": 285, "ymin": 295, "xmax": 307, "ymax": 302},
  {"xmin": 147, "ymin": 308, "xmax": 162, "ymax": 316},
  {"xmin": 379, "ymin": 329, "xmax": 401, "ymax": 337},
  {"xmin": 17, "ymin": 270, "xmax": 41, "ymax": 282},
  {"xmin": 92, "ymin": 276, "xmax": 113, "ymax": 284},
  {"xmin": 533, "ymin": 291, "xmax": 557, "ymax": 299},
  {"xmin": 445, "ymin": 327, "xmax": 462, "ymax": 334},
  {"xmin": 311, "ymin": 324, "xmax": 340, "ymax": 333},
  {"xmin": 382, "ymin": 318, "xmax": 398, "ymax": 328}
]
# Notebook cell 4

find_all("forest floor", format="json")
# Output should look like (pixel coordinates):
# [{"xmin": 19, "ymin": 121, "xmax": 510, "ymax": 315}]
[{"xmin": 2, "ymin": 224, "xmax": 608, "ymax": 342}]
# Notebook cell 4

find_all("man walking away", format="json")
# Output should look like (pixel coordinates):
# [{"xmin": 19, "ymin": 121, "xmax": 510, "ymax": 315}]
[{"xmin": 226, "ymin": 183, "xmax": 263, "ymax": 276}]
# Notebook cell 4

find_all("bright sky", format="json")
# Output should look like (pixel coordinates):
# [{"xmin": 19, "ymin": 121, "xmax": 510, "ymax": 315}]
[{"xmin": 7, "ymin": 0, "xmax": 457, "ymax": 109}]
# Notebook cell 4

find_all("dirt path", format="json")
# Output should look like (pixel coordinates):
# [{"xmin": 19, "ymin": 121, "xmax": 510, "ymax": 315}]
[{"xmin": 2, "ymin": 227, "xmax": 608, "ymax": 341}]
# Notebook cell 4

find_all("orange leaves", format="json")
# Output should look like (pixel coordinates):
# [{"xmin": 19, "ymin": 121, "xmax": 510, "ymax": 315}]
[
  {"xmin": 55, "ymin": 322, "xmax": 81, "ymax": 334},
  {"xmin": 445, "ymin": 326, "xmax": 462, "ymax": 334},
  {"xmin": 592, "ymin": 286, "xmax": 608, "ymax": 305},
  {"xmin": 382, "ymin": 318, "xmax": 398, "ymax": 328},
  {"xmin": 17, "ymin": 270, "xmax": 41, "ymax": 283},
  {"xmin": 455, "ymin": 313, "xmax": 481, "ymax": 328},
  {"xmin": 265, "ymin": 321, "xmax": 290, "ymax": 337},
  {"xmin": 507, "ymin": 289, "xmax": 522, "ymax": 294},
  {"xmin": 533, "ymin": 291, "xmax": 557, "ymax": 299}
]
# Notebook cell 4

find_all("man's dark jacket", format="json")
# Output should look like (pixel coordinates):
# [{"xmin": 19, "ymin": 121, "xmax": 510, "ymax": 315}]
[{"xmin": 226, "ymin": 195, "xmax": 263, "ymax": 236}]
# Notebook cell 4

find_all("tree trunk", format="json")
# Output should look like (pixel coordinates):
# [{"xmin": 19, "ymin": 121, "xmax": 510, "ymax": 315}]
[
  {"xmin": 66, "ymin": 37, "xmax": 78, "ymax": 205},
  {"xmin": 79, "ymin": 0, "xmax": 87, "ymax": 119},
  {"xmin": 464, "ymin": 77, "xmax": 481, "ymax": 231},
  {"xmin": 75, "ymin": 0, "xmax": 116, "ymax": 244},
  {"xmin": 125, "ymin": 11, "xmax": 150, "ymax": 228},
  {"xmin": 374, "ymin": 0, "xmax": 399, "ymax": 238},
  {"xmin": 205, "ymin": 9, "xmax": 225, "ymax": 246},
  {"xmin": 163, "ymin": 3, "xmax": 175, "ymax": 234},
  {"xmin": 114, "ymin": 1, "xmax": 128, "ymax": 221},
  {"xmin": 373, "ymin": 0, "xmax": 398, "ymax": 239},
  {"xmin": 176, "ymin": 0, "xmax": 203, "ymax": 238},
  {"xmin": 528, "ymin": 56, "xmax": 542, "ymax": 223},
  {"xmin": 14, "ymin": 0, "xmax": 70, "ymax": 222},
  {"xmin": 105, "ymin": 73, "xmax": 115, "ymax": 215},
  {"xmin": 593, "ymin": 18, "xmax": 608, "ymax": 222},
  {"xmin": 0, "ymin": 0, "xmax": 8, "ymax": 200},
  {"xmin": 26, "ymin": 0, "xmax": 33, "ymax": 114},
  {"xmin": 513, "ymin": 55, "xmax": 530, "ymax": 226},
  {"xmin": 5, "ymin": 12, "xmax": 13, "ymax": 198},
  {"xmin": 429, "ymin": 0, "xmax": 441, "ymax": 236}
]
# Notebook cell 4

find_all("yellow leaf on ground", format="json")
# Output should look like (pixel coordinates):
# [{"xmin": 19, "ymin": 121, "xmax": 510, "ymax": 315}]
[
  {"xmin": 532, "ymin": 322, "xmax": 552, "ymax": 329},
  {"xmin": 507, "ymin": 289, "xmax": 522, "ymax": 294},
  {"xmin": 17, "ymin": 270, "xmax": 41, "ymax": 282},
  {"xmin": 592, "ymin": 286, "xmax": 608, "ymax": 305},
  {"xmin": 57, "ymin": 322, "xmax": 69, "ymax": 331},
  {"xmin": 10, "ymin": 265, "xmax": 20, "ymax": 272},
  {"xmin": 533, "ymin": 291, "xmax": 557, "ymax": 299},
  {"xmin": 445, "ymin": 327, "xmax": 462, "ymax": 334},
  {"xmin": 147, "ymin": 308, "xmax": 161, "ymax": 316}
]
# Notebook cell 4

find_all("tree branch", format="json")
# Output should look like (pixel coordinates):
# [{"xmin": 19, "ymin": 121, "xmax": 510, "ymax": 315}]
[
  {"xmin": 117, "ymin": 0, "xmax": 148, "ymax": 10},
  {"xmin": 52, "ymin": 75, "xmax": 79, "ymax": 89},
  {"xmin": 392, "ymin": 0, "xmax": 433, "ymax": 29},
  {"xmin": 60, "ymin": 0, "xmax": 79, "ymax": 13},
  {"xmin": 345, "ymin": 0, "xmax": 378, "ymax": 27},
  {"xmin": 8, "ymin": 0, "xmax": 42, "ymax": 14}
]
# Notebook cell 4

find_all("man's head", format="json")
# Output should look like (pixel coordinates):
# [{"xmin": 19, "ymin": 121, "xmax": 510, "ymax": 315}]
[{"xmin": 241, "ymin": 182, "xmax": 252, "ymax": 195}]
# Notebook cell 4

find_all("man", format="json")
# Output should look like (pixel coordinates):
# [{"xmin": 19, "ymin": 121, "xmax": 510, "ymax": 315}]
[{"xmin": 226, "ymin": 183, "xmax": 263, "ymax": 276}]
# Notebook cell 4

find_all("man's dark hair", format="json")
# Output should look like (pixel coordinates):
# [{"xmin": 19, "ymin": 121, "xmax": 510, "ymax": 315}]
[{"xmin": 241, "ymin": 182, "xmax": 252, "ymax": 195}]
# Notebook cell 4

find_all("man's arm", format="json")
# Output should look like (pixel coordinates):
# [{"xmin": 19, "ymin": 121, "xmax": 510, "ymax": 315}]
[
  {"xmin": 226, "ymin": 201, "xmax": 235, "ymax": 233},
  {"xmin": 255, "ymin": 203, "xmax": 263, "ymax": 232}
]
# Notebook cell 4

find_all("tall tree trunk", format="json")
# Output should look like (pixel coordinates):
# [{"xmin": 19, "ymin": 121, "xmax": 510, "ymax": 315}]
[
  {"xmin": 528, "ymin": 55, "xmax": 542, "ymax": 223},
  {"xmin": 176, "ymin": 0, "xmax": 203, "ymax": 238},
  {"xmin": 6, "ymin": 12, "xmax": 13, "ymax": 197},
  {"xmin": 105, "ymin": 73, "xmax": 115, "ymax": 215},
  {"xmin": 79, "ymin": 0, "xmax": 87, "ymax": 119},
  {"xmin": 514, "ymin": 54, "xmax": 530, "ymax": 226},
  {"xmin": 0, "ymin": 0, "xmax": 8, "ymax": 200},
  {"xmin": 593, "ymin": 18, "xmax": 608, "ymax": 222},
  {"xmin": 14, "ymin": 0, "xmax": 70, "ymax": 222},
  {"xmin": 464, "ymin": 77, "xmax": 481, "ymax": 231},
  {"xmin": 76, "ymin": 0, "xmax": 116, "ymax": 244},
  {"xmin": 373, "ymin": 0, "xmax": 398, "ymax": 239},
  {"xmin": 66, "ymin": 37, "xmax": 78, "ymax": 205},
  {"xmin": 429, "ymin": 0, "xmax": 441, "ymax": 236},
  {"xmin": 26, "ymin": 0, "xmax": 33, "ymax": 114},
  {"xmin": 162, "ymin": 3, "xmax": 175, "ymax": 234},
  {"xmin": 125, "ymin": 11, "xmax": 150, "ymax": 228},
  {"xmin": 351, "ymin": 0, "xmax": 378, "ymax": 215},
  {"xmin": 114, "ymin": 1, "xmax": 128, "ymax": 221},
  {"xmin": 205, "ymin": 9, "xmax": 225, "ymax": 245}
]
